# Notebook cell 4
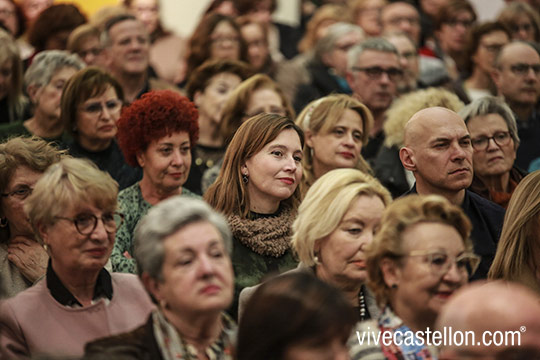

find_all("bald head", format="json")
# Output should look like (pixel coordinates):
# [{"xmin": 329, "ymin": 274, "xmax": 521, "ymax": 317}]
[{"xmin": 403, "ymin": 107, "xmax": 465, "ymax": 148}]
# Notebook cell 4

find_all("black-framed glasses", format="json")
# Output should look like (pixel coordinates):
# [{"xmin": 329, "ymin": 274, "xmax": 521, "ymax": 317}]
[
  {"xmin": 509, "ymin": 63, "xmax": 540, "ymax": 77},
  {"xmin": 406, "ymin": 250, "xmax": 481, "ymax": 277},
  {"xmin": 1, "ymin": 186, "xmax": 33, "ymax": 200},
  {"xmin": 471, "ymin": 131, "xmax": 512, "ymax": 151},
  {"xmin": 81, "ymin": 99, "xmax": 123, "ymax": 116},
  {"xmin": 55, "ymin": 212, "xmax": 124, "ymax": 235},
  {"xmin": 351, "ymin": 66, "xmax": 403, "ymax": 81}
]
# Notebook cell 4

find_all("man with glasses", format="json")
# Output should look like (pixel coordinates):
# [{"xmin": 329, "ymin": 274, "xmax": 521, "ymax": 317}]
[
  {"xmin": 400, "ymin": 107, "xmax": 505, "ymax": 279},
  {"xmin": 346, "ymin": 37, "xmax": 401, "ymax": 161},
  {"xmin": 492, "ymin": 41, "xmax": 540, "ymax": 170}
]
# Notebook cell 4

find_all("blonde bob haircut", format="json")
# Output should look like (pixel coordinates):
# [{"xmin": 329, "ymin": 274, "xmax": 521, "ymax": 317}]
[
  {"xmin": 366, "ymin": 194, "xmax": 473, "ymax": 307},
  {"xmin": 292, "ymin": 168, "xmax": 391, "ymax": 267},
  {"xmin": 488, "ymin": 171, "xmax": 540, "ymax": 291},
  {"xmin": 295, "ymin": 94, "xmax": 373, "ymax": 192},
  {"xmin": 25, "ymin": 157, "xmax": 119, "ymax": 244}
]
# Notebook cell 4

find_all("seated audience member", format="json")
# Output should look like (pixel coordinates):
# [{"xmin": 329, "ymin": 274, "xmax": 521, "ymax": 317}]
[
  {"xmin": 375, "ymin": 87, "xmax": 464, "ymax": 198},
  {"xmin": 0, "ymin": 31, "xmax": 29, "ymax": 124},
  {"xmin": 454, "ymin": 22, "xmax": 510, "ymax": 104},
  {"xmin": 67, "ymin": 24, "xmax": 104, "ymax": 67},
  {"xmin": 85, "ymin": 197, "xmax": 235, "ymax": 359},
  {"xmin": 492, "ymin": 41, "xmax": 540, "ymax": 170},
  {"xmin": 295, "ymin": 94, "xmax": 372, "ymax": 195},
  {"xmin": 20, "ymin": 0, "xmax": 52, "ymax": 27},
  {"xmin": 125, "ymin": 0, "xmax": 188, "ymax": 84},
  {"xmin": 184, "ymin": 59, "xmax": 251, "ymax": 195},
  {"xmin": 350, "ymin": 0, "xmax": 387, "ymax": 38},
  {"xmin": 293, "ymin": 22, "xmax": 364, "ymax": 113},
  {"xmin": 0, "ymin": 157, "xmax": 153, "ymax": 359},
  {"xmin": 237, "ymin": 272, "xmax": 356, "ymax": 360},
  {"xmin": 437, "ymin": 281, "xmax": 540, "ymax": 359},
  {"xmin": 236, "ymin": 16, "xmax": 276, "ymax": 78},
  {"xmin": 112, "ymin": 90, "xmax": 199, "ymax": 274},
  {"xmin": 383, "ymin": 32, "xmax": 420, "ymax": 94},
  {"xmin": 460, "ymin": 96, "xmax": 525, "ymax": 208},
  {"xmin": 61, "ymin": 67, "xmax": 142, "ymax": 190},
  {"xmin": 0, "ymin": 50, "xmax": 84, "ymax": 142},
  {"xmin": 352, "ymin": 194, "xmax": 478, "ymax": 359},
  {"xmin": 239, "ymin": 169, "xmax": 392, "ymax": 324},
  {"xmin": 346, "ymin": 37, "xmax": 402, "ymax": 162},
  {"xmin": 381, "ymin": 1, "xmax": 421, "ymax": 46},
  {"xmin": 204, "ymin": 0, "xmax": 238, "ymax": 17},
  {"xmin": 0, "ymin": 137, "xmax": 64, "ymax": 299},
  {"xmin": 400, "ymin": 107, "xmax": 505, "ymax": 279},
  {"xmin": 0, "ymin": 0, "xmax": 25, "ymax": 39},
  {"xmin": 488, "ymin": 171, "xmax": 540, "ymax": 294},
  {"xmin": 498, "ymin": 1, "xmax": 540, "ymax": 43},
  {"xmin": 101, "ymin": 14, "xmax": 178, "ymax": 103},
  {"xmin": 204, "ymin": 114, "xmax": 303, "ymax": 318}
]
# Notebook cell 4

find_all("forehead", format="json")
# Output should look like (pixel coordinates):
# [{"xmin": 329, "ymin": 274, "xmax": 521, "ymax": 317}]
[
  {"xmin": 383, "ymin": 2, "xmax": 418, "ymax": 19},
  {"xmin": 110, "ymin": 19, "xmax": 147, "ymax": 39},
  {"xmin": 164, "ymin": 221, "xmax": 223, "ymax": 251},
  {"xmin": 355, "ymin": 49, "xmax": 399, "ymax": 67},
  {"xmin": 500, "ymin": 43, "xmax": 540, "ymax": 65},
  {"xmin": 402, "ymin": 221, "xmax": 464, "ymax": 252},
  {"xmin": 388, "ymin": 36, "xmax": 415, "ymax": 52},
  {"xmin": 212, "ymin": 20, "xmax": 237, "ymax": 35},
  {"xmin": 412, "ymin": 110, "xmax": 468, "ymax": 142}
]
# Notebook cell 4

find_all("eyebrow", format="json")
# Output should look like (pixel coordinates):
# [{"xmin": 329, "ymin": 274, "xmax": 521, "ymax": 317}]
[{"xmin": 268, "ymin": 144, "xmax": 303, "ymax": 153}]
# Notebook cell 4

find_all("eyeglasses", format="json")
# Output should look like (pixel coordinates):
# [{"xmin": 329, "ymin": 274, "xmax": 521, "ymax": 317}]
[
  {"xmin": 511, "ymin": 23, "xmax": 533, "ymax": 34},
  {"xmin": 471, "ymin": 131, "xmax": 512, "ymax": 151},
  {"xmin": 1, "ymin": 186, "xmax": 33, "ymax": 200},
  {"xmin": 78, "ymin": 47, "xmax": 102, "ymax": 59},
  {"xmin": 509, "ymin": 63, "xmax": 540, "ymax": 77},
  {"xmin": 406, "ymin": 250, "xmax": 481, "ymax": 277},
  {"xmin": 81, "ymin": 99, "xmax": 123, "ymax": 116},
  {"xmin": 352, "ymin": 66, "xmax": 403, "ymax": 81},
  {"xmin": 388, "ymin": 16, "xmax": 420, "ymax": 26},
  {"xmin": 55, "ymin": 212, "xmax": 124, "ymax": 235},
  {"xmin": 445, "ymin": 18, "xmax": 474, "ymax": 28}
]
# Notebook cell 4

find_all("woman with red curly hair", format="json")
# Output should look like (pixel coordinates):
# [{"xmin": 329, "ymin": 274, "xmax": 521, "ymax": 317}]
[{"xmin": 112, "ymin": 90, "xmax": 200, "ymax": 273}]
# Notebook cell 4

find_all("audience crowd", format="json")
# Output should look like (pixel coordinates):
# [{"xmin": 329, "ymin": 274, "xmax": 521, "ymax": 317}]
[{"xmin": 0, "ymin": 0, "xmax": 540, "ymax": 359}]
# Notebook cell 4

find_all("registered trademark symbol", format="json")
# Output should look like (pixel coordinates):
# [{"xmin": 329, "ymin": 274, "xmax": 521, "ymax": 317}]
[{"xmin": 520, "ymin": 326, "xmax": 526, "ymax": 332}]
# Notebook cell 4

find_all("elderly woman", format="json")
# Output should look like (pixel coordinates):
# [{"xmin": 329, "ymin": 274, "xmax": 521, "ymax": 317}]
[
  {"xmin": 352, "ymin": 194, "xmax": 479, "ymax": 359},
  {"xmin": 84, "ymin": 197, "xmax": 235, "ymax": 359},
  {"xmin": 112, "ymin": 90, "xmax": 200, "ymax": 273},
  {"xmin": 0, "ymin": 137, "xmax": 64, "ymax": 299},
  {"xmin": 0, "ymin": 32, "xmax": 29, "ymax": 124},
  {"xmin": 498, "ymin": 1, "xmax": 540, "ymax": 43},
  {"xmin": 296, "ymin": 94, "xmax": 373, "ymax": 196},
  {"xmin": 350, "ymin": 0, "xmax": 387, "ymax": 37},
  {"xmin": 184, "ymin": 59, "xmax": 251, "ymax": 194},
  {"xmin": 489, "ymin": 171, "xmax": 540, "ymax": 295},
  {"xmin": 0, "ymin": 50, "xmax": 84, "ymax": 142},
  {"xmin": 205, "ymin": 113, "xmax": 303, "ymax": 318},
  {"xmin": 0, "ymin": 157, "xmax": 153, "ymax": 359},
  {"xmin": 237, "ymin": 272, "xmax": 356, "ymax": 360},
  {"xmin": 61, "ymin": 67, "xmax": 141, "ymax": 190},
  {"xmin": 459, "ymin": 96, "xmax": 524, "ymax": 209},
  {"xmin": 66, "ymin": 24, "xmax": 103, "ymax": 66}
]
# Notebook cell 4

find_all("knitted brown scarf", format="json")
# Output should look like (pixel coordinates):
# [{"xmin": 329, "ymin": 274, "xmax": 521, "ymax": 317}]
[{"xmin": 227, "ymin": 205, "xmax": 296, "ymax": 258}]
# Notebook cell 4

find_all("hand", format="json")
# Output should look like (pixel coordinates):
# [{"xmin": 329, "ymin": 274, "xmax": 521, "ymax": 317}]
[
  {"xmin": 8, "ymin": 237, "xmax": 48, "ymax": 283},
  {"xmin": 123, "ymin": 251, "xmax": 132, "ymax": 259}
]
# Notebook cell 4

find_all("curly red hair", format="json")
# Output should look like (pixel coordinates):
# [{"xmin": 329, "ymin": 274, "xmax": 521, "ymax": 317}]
[{"xmin": 117, "ymin": 90, "xmax": 199, "ymax": 167}]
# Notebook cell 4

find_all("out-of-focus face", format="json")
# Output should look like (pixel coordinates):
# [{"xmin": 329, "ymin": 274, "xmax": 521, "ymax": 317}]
[
  {"xmin": 355, "ymin": 0, "xmax": 386, "ymax": 37},
  {"xmin": 106, "ymin": 19, "xmax": 150, "ymax": 76},
  {"xmin": 493, "ymin": 43, "xmax": 540, "ymax": 107},
  {"xmin": 77, "ymin": 36, "xmax": 103, "ymax": 67},
  {"xmin": 137, "ymin": 132, "xmax": 192, "ymax": 194},
  {"xmin": 44, "ymin": 29, "xmax": 71, "ymax": 51},
  {"xmin": 284, "ymin": 337, "xmax": 349, "ymax": 360},
  {"xmin": 347, "ymin": 49, "xmax": 400, "ymax": 113},
  {"xmin": 246, "ymin": 0, "xmax": 273, "ymax": 25},
  {"xmin": 209, "ymin": 20, "xmax": 241, "ymax": 62},
  {"xmin": 0, "ymin": 166, "xmax": 42, "ymax": 238},
  {"xmin": 32, "ymin": 67, "xmax": 78, "ymax": 119},
  {"xmin": 76, "ymin": 86, "xmax": 122, "ymax": 150},
  {"xmin": 243, "ymin": 129, "xmax": 303, "ymax": 213},
  {"xmin": 129, "ymin": 0, "xmax": 159, "ymax": 35},
  {"xmin": 472, "ymin": 30, "xmax": 509, "ymax": 75},
  {"xmin": 0, "ymin": 0, "xmax": 18, "ymax": 35},
  {"xmin": 151, "ymin": 221, "xmax": 234, "ymax": 316},
  {"xmin": 41, "ymin": 203, "xmax": 116, "ymax": 275},
  {"xmin": 467, "ymin": 113, "xmax": 516, "ymax": 179},
  {"xmin": 244, "ymin": 88, "xmax": 287, "ymax": 119},
  {"xmin": 381, "ymin": 2, "xmax": 421, "ymax": 45},
  {"xmin": 387, "ymin": 222, "xmax": 469, "ymax": 325},
  {"xmin": 322, "ymin": 31, "xmax": 363, "ymax": 77},
  {"xmin": 240, "ymin": 22, "xmax": 269, "ymax": 71},
  {"xmin": 386, "ymin": 34, "xmax": 419, "ymax": 93},
  {"xmin": 307, "ymin": 108, "xmax": 364, "ymax": 177},
  {"xmin": 509, "ymin": 13, "xmax": 536, "ymax": 42},
  {"xmin": 0, "ymin": 58, "xmax": 13, "ymax": 100},
  {"xmin": 22, "ymin": 0, "xmax": 52, "ymax": 23},
  {"xmin": 420, "ymin": 0, "xmax": 448, "ymax": 17},
  {"xmin": 194, "ymin": 72, "xmax": 242, "ymax": 125},
  {"xmin": 437, "ymin": 10, "xmax": 475, "ymax": 54},
  {"xmin": 316, "ymin": 195, "xmax": 385, "ymax": 289}
]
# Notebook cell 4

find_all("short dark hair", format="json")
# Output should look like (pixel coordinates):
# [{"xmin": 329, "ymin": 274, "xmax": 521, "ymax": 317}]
[
  {"xmin": 234, "ymin": 0, "xmax": 277, "ymax": 15},
  {"xmin": 434, "ymin": 0, "xmax": 477, "ymax": 31}
]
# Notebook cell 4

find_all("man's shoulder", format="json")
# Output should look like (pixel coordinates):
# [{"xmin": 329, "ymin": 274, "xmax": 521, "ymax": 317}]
[{"xmin": 465, "ymin": 190, "xmax": 505, "ymax": 218}]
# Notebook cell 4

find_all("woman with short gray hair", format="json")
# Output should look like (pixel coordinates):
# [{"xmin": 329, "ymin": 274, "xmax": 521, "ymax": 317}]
[
  {"xmin": 85, "ymin": 196, "xmax": 236, "ymax": 360},
  {"xmin": 459, "ymin": 96, "xmax": 525, "ymax": 208}
]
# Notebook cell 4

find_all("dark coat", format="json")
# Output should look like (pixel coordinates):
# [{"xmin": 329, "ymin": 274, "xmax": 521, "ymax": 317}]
[{"xmin": 374, "ymin": 145, "xmax": 410, "ymax": 199}]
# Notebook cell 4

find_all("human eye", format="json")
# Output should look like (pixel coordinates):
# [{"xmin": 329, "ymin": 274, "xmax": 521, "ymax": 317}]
[
  {"xmin": 180, "ymin": 145, "xmax": 191, "ymax": 154},
  {"xmin": 101, "ymin": 212, "xmax": 115, "ymax": 224},
  {"xmin": 353, "ymin": 131, "xmax": 363, "ymax": 142},
  {"xmin": 366, "ymin": 67, "xmax": 382, "ymax": 76},
  {"xmin": 430, "ymin": 253, "xmax": 448, "ymax": 267},
  {"xmin": 159, "ymin": 147, "xmax": 172, "ymax": 155},
  {"xmin": 495, "ymin": 132, "xmax": 509, "ymax": 141},
  {"xmin": 472, "ymin": 137, "xmax": 486, "ymax": 147},
  {"xmin": 75, "ymin": 214, "xmax": 95, "ymax": 228},
  {"xmin": 333, "ymin": 127, "xmax": 345, "ymax": 136},
  {"xmin": 271, "ymin": 150, "xmax": 283, "ymax": 157},
  {"xmin": 105, "ymin": 100, "xmax": 121, "ymax": 110},
  {"xmin": 433, "ymin": 142, "xmax": 449, "ymax": 149},
  {"xmin": 176, "ymin": 256, "xmax": 193, "ymax": 266},
  {"xmin": 12, "ymin": 186, "xmax": 32, "ymax": 197},
  {"xmin": 459, "ymin": 138, "xmax": 472, "ymax": 147},
  {"xmin": 293, "ymin": 154, "xmax": 303, "ymax": 162},
  {"xmin": 512, "ymin": 64, "xmax": 528, "ymax": 75}
]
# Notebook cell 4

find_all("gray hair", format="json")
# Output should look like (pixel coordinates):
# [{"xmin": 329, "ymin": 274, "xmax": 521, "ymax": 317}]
[
  {"xmin": 459, "ymin": 96, "xmax": 520, "ymax": 148},
  {"xmin": 24, "ymin": 50, "xmax": 85, "ymax": 90},
  {"xmin": 314, "ymin": 22, "xmax": 364, "ymax": 61},
  {"xmin": 100, "ymin": 14, "xmax": 140, "ymax": 48},
  {"xmin": 347, "ymin": 37, "xmax": 399, "ymax": 71},
  {"xmin": 133, "ymin": 196, "xmax": 233, "ymax": 281}
]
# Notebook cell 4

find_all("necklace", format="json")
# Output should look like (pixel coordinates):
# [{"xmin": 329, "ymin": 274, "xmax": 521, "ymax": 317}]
[{"xmin": 358, "ymin": 288, "xmax": 367, "ymax": 321}]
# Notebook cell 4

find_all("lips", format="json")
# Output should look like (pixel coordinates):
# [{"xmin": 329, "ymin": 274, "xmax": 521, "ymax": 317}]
[
  {"xmin": 338, "ymin": 151, "xmax": 355, "ymax": 159},
  {"xmin": 449, "ymin": 168, "xmax": 470, "ymax": 175},
  {"xmin": 435, "ymin": 290, "xmax": 454, "ymax": 300},
  {"xmin": 351, "ymin": 259, "xmax": 366, "ymax": 269},
  {"xmin": 200, "ymin": 284, "xmax": 221, "ymax": 295},
  {"xmin": 86, "ymin": 247, "xmax": 107, "ymax": 257},
  {"xmin": 279, "ymin": 177, "xmax": 295, "ymax": 185},
  {"xmin": 168, "ymin": 172, "xmax": 183, "ymax": 179},
  {"xmin": 98, "ymin": 125, "xmax": 115, "ymax": 132}
]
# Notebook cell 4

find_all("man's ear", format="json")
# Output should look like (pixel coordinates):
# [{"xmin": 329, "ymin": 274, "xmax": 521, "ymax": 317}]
[
  {"xmin": 399, "ymin": 146, "xmax": 416, "ymax": 171},
  {"xmin": 380, "ymin": 257, "xmax": 401, "ymax": 289}
]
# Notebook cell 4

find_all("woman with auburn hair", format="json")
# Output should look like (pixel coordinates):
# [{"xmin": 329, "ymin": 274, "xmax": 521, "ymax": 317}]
[
  {"xmin": 488, "ymin": 171, "xmax": 540, "ymax": 294},
  {"xmin": 205, "ymin": 113, "xmax": 303, "ymax": 318},
  {"xmin": 296, "ymin": 94, "xmax": 372, "ymax": 196},
  {"xmin": 352, "ymin": 194, "xmax": 478, "ymax": 359},
  {"xmin": 112, "ymin": 90, "xmax": 200, "ymax": 274}
]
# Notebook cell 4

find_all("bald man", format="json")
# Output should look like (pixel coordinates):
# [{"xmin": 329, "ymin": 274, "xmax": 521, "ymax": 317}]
[
  {"xmin": 437, "ymin": 281, "xmax": 540, "ymax": 359},
  {"xmin": 400, "ymin": 107, "xmax": 505, "ymax": 279}
]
